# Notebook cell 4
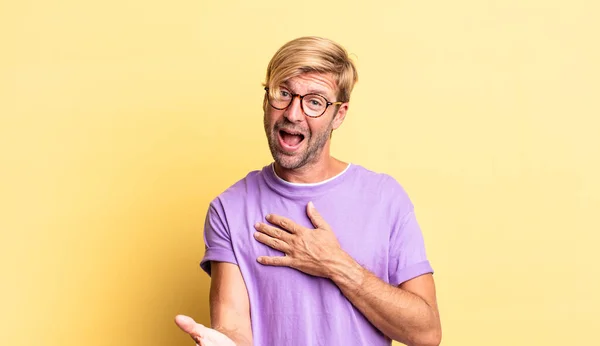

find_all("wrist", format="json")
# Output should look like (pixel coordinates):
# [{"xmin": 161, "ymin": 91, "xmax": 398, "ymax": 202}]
[{"xmin": 327, "ymin": 250, "xmax": 365, "ymax": 287}]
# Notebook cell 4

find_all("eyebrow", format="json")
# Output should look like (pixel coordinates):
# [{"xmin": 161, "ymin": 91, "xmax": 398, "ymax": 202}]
[{"xmin": 281, "ymin": 82, "xmax": 330, "ymax": 97}]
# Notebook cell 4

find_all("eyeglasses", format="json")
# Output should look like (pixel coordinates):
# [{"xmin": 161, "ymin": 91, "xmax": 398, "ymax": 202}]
[{"xmin": 264, "ymin": 87, "xmax": 344, "ymax": 118}]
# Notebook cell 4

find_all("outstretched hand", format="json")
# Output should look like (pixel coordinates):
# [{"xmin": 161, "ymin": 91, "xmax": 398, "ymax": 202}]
[{"xmin": 174, "ymin": 315, "xmax": 236, "ymax": 346}]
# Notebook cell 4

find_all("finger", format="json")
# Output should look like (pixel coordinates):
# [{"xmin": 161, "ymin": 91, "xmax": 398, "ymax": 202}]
[
  {"xmin": 266, "ymin": 214, "xmax": 301, "ymax": 234},
  {"xmin": 174, "ymin": 315, "xmax": 207, "ymax": 338},
  {"xmin": 191, "ymin": 335, "xmax": 203, "ymax": 345},
  {"xmin": 257, "ymin": 255, "xmax": 293, "ymax": 267},
  {"xmin": 254, "ymin": 222, "xmax": 291, "ymax": 241},
  {"xmin": 254, "ymin": 231, "xmax": 291, "ymax": 253},
  {"xmin": 306, "ymin": 201, "xmax": 327, "ymax": 229}
]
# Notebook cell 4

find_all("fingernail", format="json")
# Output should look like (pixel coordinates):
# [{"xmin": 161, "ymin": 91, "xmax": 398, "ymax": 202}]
[{"xmin": 254, "ymin": 222, "xmax": 260, "ymax": 228}]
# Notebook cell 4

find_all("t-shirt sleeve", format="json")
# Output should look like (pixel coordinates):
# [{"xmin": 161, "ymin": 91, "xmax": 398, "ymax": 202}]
[
  {"xmin": 388, "ymin": 205, "xmax": 434, "ymax": 286},
  {"xmin": 199, "ymin": 199, "xmax": 238, "ymax": 276}
]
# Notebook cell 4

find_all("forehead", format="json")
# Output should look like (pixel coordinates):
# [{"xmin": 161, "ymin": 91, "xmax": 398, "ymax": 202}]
[{"xmin": 282, "ymin": 73, "xmax": 338, "ymax": 97}]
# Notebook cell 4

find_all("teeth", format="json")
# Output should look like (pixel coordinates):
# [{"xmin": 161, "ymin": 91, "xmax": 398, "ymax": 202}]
[{"xmin": 281, "ymin": 130, "xmax": 301, "ymax": 136}]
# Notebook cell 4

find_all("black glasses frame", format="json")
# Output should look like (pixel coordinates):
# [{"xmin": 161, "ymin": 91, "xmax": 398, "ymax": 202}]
[{"xmin": 264, "ymin": 87, "xmax": 344, "ymax": 118}]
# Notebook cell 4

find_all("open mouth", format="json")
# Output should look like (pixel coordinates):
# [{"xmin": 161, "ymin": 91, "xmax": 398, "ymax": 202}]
[{"xmin": 278, "ymin": 129, "xmax": 305, "ymax": 151}]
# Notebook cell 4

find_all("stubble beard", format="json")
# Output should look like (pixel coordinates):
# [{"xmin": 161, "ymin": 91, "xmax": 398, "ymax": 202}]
[{"xmin": 263, "ymin": 115, "xmax": 333, "ymax": 170}]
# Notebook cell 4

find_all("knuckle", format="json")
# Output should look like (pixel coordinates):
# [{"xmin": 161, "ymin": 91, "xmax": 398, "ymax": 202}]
[{"xmin": 273, "ymin": 239, "xmax": 285, "ymax": 250}]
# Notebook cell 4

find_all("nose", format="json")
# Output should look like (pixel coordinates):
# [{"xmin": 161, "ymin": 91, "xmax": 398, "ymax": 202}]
[{"xmin": 284, "ymin": 95, "xmax": 304, "ymax": 123}]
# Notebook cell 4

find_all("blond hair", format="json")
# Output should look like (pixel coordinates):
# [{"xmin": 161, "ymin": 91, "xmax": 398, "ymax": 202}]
[{"xmin": 264, "ymin": 36, "xmax": 358, "ymax": 103}]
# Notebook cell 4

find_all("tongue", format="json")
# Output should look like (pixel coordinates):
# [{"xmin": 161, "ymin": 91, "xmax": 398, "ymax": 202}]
[{"xmin": 281, "ymin": 132, "xmax": 302, "ymax": 146}]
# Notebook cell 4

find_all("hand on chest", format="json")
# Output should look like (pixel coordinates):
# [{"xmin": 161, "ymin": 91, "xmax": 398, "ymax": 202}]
[{"xmin": 235, "ymin": 199, "xmax": 391, "ymax": 278}]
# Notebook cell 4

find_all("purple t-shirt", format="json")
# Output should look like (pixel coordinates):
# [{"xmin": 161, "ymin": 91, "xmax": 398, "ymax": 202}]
[{"xmin": 200, "ymin": 163, "xmax": 433, "ymax": 346}]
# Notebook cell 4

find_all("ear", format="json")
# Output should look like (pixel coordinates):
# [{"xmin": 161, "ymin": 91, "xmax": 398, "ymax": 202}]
[{"xmin": 331, "ymin": 103, "xmax": 349, "ymax": 130}]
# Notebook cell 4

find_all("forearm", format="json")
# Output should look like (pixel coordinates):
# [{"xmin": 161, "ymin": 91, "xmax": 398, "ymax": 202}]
[
  {"xmin": 212, "ymin": 325, "xmax": 252, "ymax": 346},
  {"xmin": 209, "ymin": 262, "xmax": 253, "ymax": 346},
  {"xmin": 328, "ymin": 253, "xmax": 440, "ymax": 346}
]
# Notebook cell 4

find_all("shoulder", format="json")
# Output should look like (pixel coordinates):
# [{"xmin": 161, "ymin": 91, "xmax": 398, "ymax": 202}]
[
  {"xmin": 350, "ymin": 164, "xmax": 411, "ymax": 196},
  {"xmin": 209, "ymin": 165, "xmax": 268, "ymax": 210},
  {"xmin": 349, "ymin": 164, "xmax": 414, "ymax": 210}
]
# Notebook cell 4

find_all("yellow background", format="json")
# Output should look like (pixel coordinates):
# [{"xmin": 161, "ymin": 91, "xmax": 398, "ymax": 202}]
[{"xmin": 1, "ymin": 1, "xmax": 599, "ymax": 345}]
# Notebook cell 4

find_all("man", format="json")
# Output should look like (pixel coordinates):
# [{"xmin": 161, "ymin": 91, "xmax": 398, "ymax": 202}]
[{"xmin": 175, "ymin": 36, "xmax": 441, "ymax": 346}]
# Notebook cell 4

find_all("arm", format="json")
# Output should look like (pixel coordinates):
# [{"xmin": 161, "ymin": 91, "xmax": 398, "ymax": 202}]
[
  {"xmin": 329, "ymin": 255, "xmax": 441, "ymax": 346},
  {"xmin": 209, "ymin": 261, "xmax": 253, "ymax": 346},
  {"xmin": 175, "ymin": 202, "xmax": 252, "ymax": 346}
]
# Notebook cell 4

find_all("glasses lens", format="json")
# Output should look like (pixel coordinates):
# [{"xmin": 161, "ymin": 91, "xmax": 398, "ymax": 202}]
[
  {"xmin": 269, "ymin": 89, "xmax": 292, "ymax": 109},
  {"xmin": 302, "ymin": 94, "xmax": 327, "ymax": 117}
]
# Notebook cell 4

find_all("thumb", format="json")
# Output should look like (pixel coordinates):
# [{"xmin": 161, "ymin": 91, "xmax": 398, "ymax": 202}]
[
  {"xmin": 306, "ymin": 201, "xmax": 326, "ymax": 229},
  {"xmin": 174, "ymin": 314, "xmax": 206, "ymax": 337}
]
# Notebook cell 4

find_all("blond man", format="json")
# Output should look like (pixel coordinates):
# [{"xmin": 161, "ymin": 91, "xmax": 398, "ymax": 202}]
[{"xmin": 176, "ymin": 36, "xmax": 441, "ymax": 346}]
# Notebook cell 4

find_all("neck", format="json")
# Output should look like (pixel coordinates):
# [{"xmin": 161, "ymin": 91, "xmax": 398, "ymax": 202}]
[{"xmin": 274, "ymin": 155, "xmax": 348, "ymax": 184}]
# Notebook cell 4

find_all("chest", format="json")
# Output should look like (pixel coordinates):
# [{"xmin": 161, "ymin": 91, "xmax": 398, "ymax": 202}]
[{"xmin": 229, "ymin": 193, "xmax": 394, "ymax": 284}]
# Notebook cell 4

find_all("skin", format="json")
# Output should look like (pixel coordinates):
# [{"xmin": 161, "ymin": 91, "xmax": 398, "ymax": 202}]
[{"xmin": 175, "ymin": 72, "xmax": 442, "ymax": 346}]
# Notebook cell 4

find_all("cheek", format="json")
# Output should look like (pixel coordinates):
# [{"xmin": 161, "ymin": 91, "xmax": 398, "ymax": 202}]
[
  {"xmin": 264, "ymin": 111, "xmax": 279, "ymax": 130},
  {"xmin": 307, "ymin": 119, "xmax": 331, "ymax": 137}
]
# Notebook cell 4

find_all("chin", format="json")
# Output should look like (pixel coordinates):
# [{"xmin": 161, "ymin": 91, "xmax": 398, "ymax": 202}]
[
  {"xmin": 274, "ymin": 157, "xmax": 300, "ymax": 170},
  {"xmin": 274, "ymin": 153, "xmax": 307, "ymax": 170}
]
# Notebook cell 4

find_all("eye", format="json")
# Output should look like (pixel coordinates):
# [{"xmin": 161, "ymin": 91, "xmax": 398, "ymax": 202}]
[
  {"xmin": 279, "ymin": 89, "xmax": 291, "ymax": 98},
  {"xmin": 306, "ymin": 96, "xmax": 324, "ymax": 107},
  {"xmin": 310, "ymin": 99, "xmax": 323, "ymax": 107}
]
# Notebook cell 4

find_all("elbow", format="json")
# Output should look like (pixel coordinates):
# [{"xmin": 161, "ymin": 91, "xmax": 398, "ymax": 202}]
[
  {"xmin": 419, "ymin": 330, "xmax": 442, "ymax": 346},
  {"xmin": 413, "ymin": 326, "xmax": 442, "ymax": 346},
  {"xmin": 421, "ymin": 335, "xmax": 441, "ymax": 346}
]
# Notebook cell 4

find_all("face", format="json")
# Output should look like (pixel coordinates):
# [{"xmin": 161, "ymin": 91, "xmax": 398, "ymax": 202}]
[{"xmin": 263, "ymin": 73, "xmax": 348, "ymax": 170}]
